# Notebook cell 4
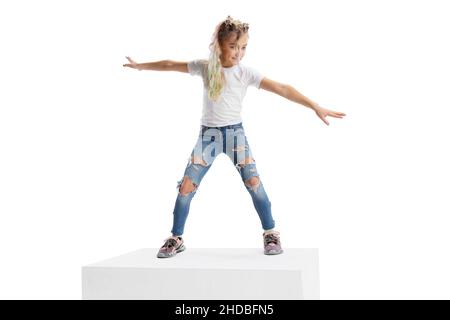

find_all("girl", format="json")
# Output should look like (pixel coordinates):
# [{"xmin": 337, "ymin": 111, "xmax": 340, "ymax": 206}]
[{"xmin": 123, "ymin": 15, "xmax": 346, "ymax": 258}]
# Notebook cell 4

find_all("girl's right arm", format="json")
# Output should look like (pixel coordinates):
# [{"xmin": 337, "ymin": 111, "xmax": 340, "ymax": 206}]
[{"xmin": 123, "ymin": 56, "xmax": 188, "ymax": 73}]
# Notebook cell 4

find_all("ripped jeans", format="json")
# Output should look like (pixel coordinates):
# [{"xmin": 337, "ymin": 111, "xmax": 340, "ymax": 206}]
[{"xmin": 171, "ymin": 122, "xmax": 275, "ymax": 236}]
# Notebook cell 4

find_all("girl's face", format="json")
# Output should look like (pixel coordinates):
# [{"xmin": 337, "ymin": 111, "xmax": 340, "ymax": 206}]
[{"xmin": 219, "ymin": 32, "xmax": 248, "ymax": 67}]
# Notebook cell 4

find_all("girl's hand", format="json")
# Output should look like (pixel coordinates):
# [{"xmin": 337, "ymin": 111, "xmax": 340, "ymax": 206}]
[
  {"xmin": 313, "ymin": 105, "xmax": 346, "ymax": 126},
  {"xmin": 123, "ymin": 56, "xmax": 141, "ymax": 70}
]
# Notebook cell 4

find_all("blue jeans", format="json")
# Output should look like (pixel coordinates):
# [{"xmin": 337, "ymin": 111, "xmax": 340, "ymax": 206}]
[{"xmin": 171, "ymin": 122, "xmax": 275, "ymax": 236}]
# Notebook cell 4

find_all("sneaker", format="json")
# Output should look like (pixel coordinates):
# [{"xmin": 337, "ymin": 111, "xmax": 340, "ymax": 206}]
[
  {"xmin": 157, "ymin": 236, "xmax": 185, "ymax": 258},
  {"xmin": 263, "ymin": 230, "xmax": 283, "ymax": 255}
]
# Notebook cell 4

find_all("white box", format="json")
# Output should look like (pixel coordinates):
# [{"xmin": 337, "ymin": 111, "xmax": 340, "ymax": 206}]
[{"xmin": 82, "ymin": 248, "xmax": 319, "ymax": 300}]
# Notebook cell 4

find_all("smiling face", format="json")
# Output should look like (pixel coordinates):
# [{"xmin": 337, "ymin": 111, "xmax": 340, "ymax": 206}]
[{"xmin": 219, "ymin": 32, "xmax": 249, "ymax": 67}]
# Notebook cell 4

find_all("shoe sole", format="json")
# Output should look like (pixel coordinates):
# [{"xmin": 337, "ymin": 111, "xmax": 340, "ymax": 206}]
[
  {"xmin": 264, "ymin": 249, "xmax": 283, "ymax": 255},
  {"xmin": 157, "ymin": 244, "xmax": 186, "ymax": 258}
]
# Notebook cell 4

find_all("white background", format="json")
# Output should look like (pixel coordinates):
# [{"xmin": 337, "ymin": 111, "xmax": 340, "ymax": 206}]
[{"xmin": 1, "ymin": 0, "xmax": 449, "ymax": 299}]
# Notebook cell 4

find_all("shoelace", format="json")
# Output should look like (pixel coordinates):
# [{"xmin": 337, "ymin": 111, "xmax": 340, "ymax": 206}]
[
  {"xmin": 163, "ymin": 238, "xmax": 178, "ymax": 249},
  {"xmin": 264, "ymin": 234, "xmax": 279, "ymax": 245}
]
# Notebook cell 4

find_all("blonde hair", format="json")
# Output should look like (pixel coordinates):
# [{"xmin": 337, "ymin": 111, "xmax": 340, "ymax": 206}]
[{"xmin": 206, "ymin": 15, "xmax": 249, "ymax": 101}]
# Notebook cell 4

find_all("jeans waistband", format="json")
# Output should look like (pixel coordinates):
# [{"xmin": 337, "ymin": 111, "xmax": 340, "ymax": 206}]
[{"xmin": 201, "ymin": 122, "xmax": 243, "ymax": 130}]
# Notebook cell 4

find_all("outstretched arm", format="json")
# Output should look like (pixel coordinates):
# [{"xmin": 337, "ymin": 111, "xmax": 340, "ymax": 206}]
[
  {"xmin": 123, "ymin": 56, "xmax": 189, "ymax": 73},
  {"xmin": 260, "ymin": 77, "xmax": 346, "ymax": 126}
]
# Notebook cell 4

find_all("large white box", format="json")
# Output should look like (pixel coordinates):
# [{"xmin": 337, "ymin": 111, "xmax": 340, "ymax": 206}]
[{"xmin": 82, "ymin": 248, "xmax": 319, "ymax": 300}]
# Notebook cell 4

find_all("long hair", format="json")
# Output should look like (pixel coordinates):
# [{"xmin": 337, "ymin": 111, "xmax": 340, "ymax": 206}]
[{"xmin": 206, "ymin": 15, "xmax": 249, "ymax": 101}]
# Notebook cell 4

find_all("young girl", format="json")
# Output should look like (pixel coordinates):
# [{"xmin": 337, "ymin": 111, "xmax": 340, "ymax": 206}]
[{"xmin": 123, "ymin": 15, "xmax": 346, "ymax": 258}]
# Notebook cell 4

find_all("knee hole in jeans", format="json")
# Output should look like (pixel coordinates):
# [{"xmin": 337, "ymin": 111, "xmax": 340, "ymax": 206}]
[
  {"xmin": 179, "ymin": 175, "xmax": 198, "ymax": 196},
  {"xmin": 245, "ymin": 176, "xmax": 260, "ymax": 188}
]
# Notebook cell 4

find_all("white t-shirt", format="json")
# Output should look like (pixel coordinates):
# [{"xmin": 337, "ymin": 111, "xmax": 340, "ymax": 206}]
[{"xmin": 187, "ymin": 59, "xmax": 264, "ymax": 127}]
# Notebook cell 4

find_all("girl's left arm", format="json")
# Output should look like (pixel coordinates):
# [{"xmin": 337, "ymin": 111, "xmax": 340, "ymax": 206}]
[{"xmin": 259, "ymin": 77, "xmax": 346, "ymax": 126}]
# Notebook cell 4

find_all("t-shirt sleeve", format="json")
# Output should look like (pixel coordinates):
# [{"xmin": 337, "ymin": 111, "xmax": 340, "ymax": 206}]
[
  {"xmin": 187, "ymin": 59, "xmax": 205, "ymax": 77},
  {"xmin": 245, "ymin": 66, "xmax": 265, "ymax": 89}
]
